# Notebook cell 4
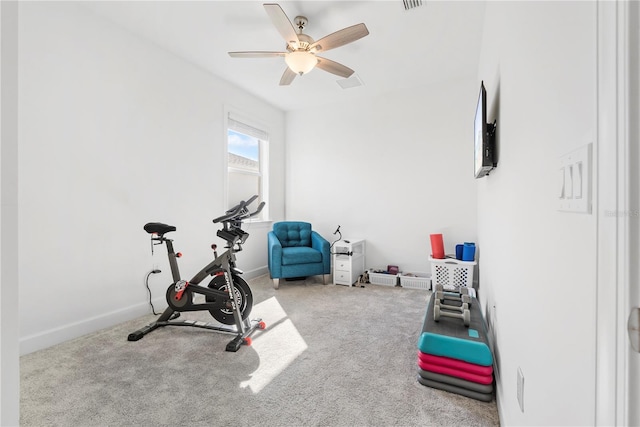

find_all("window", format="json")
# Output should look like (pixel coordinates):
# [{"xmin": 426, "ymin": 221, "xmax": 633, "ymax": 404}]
[{"xmin": 226, "ymin": 112, "xmax": 269, "ymax": 220}]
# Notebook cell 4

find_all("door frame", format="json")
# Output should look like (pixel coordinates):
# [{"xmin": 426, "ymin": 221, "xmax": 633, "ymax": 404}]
[{"xmin": 595, "ymin": 0, "xmax": 635, "ymax": 425}]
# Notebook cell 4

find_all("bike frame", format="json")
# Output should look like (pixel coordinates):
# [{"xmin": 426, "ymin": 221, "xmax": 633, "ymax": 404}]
[
  {"xmin": 155, "ymin": 235, "xmax": 246, "ymax": 334},
  {"xmin": 128, "ymin": 196, "xmax": 265, "ymax": 352}
]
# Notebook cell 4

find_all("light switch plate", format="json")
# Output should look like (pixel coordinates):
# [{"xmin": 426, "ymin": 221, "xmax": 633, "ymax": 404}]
[{"xmin": 558, "ymin": 143, "xmax": 592, "ymax": 213}]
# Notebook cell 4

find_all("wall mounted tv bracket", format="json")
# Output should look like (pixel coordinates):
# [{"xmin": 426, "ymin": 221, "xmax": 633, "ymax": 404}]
[{"xmin": 487, "ymin": 119, "xmax": 497, "ymax": 167}]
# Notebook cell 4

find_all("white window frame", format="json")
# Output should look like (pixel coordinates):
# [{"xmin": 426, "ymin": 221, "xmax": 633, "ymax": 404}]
[{"xmin": 224, "ymin": 107, "xmax": 270, "ymax": 222}]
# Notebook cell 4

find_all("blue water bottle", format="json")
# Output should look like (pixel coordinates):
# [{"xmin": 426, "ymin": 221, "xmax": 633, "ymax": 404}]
[
  {"xmin": 462, "ymin": 242, "xmax": 476, "ymax": 262},
  {"xmin": 455, "ymin": 244, "xmax": 464, "ymax": 260}
]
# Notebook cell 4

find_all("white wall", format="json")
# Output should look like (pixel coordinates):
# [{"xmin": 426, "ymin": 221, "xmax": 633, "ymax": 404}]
[
  {"xmin": 476, "ymin": 2, "xmax": 597, "ymax": 425},
  {"xmin": 1, "ymin": 1, "xmax": 20, "ymax": 424},
  {"xmin": 286, "ymin": 78, "xmax": 479, "ymax": 275},
  {"xmin": 18, "ymin": 2, "xmax": 285, "ymax": 355}
]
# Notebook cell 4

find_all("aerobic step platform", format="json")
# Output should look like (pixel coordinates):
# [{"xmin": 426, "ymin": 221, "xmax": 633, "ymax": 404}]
[
  {"xmin": 417, "ymin": 352, "xmax": 493, "ymax": 377},
  {"xmin": 417, "ymin": 354, "xmax": 493, "ymax": 384},
  {"xmin": 417, "ymin": 373, "xmax": 494, "ymax": 402},
  {"xmin": 417, "ymin": 369, "xmax": 494, "ymax": 395},
  {"xmin": 417, "ymin": 294, "xmax": 493, "ymax": 367}
]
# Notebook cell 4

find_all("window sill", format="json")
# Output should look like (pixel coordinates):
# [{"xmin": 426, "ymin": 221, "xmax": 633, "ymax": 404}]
[{"xmin": 245, "ymin": 219, "xmax": 273, "ymax": 228}]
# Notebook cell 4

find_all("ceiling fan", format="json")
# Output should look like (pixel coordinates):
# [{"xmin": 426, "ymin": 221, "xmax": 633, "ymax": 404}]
[{"xmin": 228, "ymin": 3, "xmax": 369, "ymax": 86}]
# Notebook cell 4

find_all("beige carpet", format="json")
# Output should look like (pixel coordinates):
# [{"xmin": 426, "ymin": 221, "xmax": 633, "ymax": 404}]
[{"xmin": 20, "ymin": 275, "xmax": 500, "ymax": 426}]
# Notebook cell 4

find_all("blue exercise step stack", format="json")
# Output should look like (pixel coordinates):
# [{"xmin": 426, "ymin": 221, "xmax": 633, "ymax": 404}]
[{"xmin": 416, "ymin": 292, "xmax": 494, "ymax": 402}]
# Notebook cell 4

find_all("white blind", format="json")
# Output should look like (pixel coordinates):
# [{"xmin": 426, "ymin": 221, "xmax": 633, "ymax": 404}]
[{"xmin": 228, "ymin": 113, "xmax": 269, "ymax": 141}]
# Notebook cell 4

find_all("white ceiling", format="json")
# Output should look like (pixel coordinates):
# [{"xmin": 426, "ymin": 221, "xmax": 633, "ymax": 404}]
[{"xmin": 81, "ymin": 1, "xmax": 486, "ymax": 111}]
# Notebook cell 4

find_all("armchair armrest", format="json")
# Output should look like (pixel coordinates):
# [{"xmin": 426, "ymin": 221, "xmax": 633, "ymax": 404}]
[
  {"xmin": 311, "ymin": 231, "xmax": 331, "ymax": 274},
  {"xmin": 268, "ymin": 231, "xmax": 283, "ymax": 278}
]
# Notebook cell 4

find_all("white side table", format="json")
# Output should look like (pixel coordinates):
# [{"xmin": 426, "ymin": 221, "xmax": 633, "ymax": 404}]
[{"xmin": 333, "ymin": 239, "xmax": 366, "ymax": 286}]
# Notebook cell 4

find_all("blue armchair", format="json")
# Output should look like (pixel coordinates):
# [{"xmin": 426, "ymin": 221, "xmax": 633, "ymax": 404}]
[{"xmin": 268, "ymin": 221, "xmax": 331, "ymax": 289}]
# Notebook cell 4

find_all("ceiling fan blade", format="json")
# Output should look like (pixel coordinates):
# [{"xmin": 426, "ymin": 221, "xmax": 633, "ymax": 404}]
[
  {"xmin": 228, "ymin": 51, "xmax": 286, "ymax": 58},
  {"xmin": 316, "ymin": 57, "xmax": 354, "ymax": 78},
  {"xmin": 264, "ymin": 3, "xmax": 299, "ymax": 49},
  {"xmin": 279, "ymin": 67, "xmax": 297, "ymax": 86},
  {"xmin": 309, "ymin": 23, "xmax": 369, "ymax": 53}
]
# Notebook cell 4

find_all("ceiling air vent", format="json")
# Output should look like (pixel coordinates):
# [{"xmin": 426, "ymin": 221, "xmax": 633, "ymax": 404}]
[{"xmin": 403, "ymin": 0, "xmax": 423, "ymax": 10}]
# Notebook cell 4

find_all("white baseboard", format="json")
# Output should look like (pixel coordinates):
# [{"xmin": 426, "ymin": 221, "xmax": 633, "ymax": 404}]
[
  {"xmin": 19, "ymin": 298, "xmax": 166, "ymax": 356},
  {"xmin": 242, "ymin": 265, "xmax": 268, "ymax": 280},
  {"xmin": 19, "ymin": 267, "xmax": 269, "ymax": 355}
]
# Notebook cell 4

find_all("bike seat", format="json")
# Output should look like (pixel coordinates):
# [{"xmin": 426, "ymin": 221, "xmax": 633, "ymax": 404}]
[{"xmin": 144, "ymin": 222, "xmax": 176, "ymax": 235}]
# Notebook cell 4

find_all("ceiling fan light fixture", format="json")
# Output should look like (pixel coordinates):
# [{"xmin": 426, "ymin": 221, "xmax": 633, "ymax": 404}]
[
  {"xmin": 285, "ymin": 51, "xmax": 317, "ymax": 75},
  {"xmin": 231, "ymin": 4, "xmax": 370, "ymax": 85}
]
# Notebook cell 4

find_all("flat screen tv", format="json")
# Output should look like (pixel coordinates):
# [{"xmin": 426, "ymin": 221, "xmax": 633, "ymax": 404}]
[{"xmin": 474, "ymin": 81, "xmax": 497, "ymax": 178}]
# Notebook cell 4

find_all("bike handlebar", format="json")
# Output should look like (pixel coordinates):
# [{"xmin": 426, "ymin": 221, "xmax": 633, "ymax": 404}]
[
  {"xmin": 213, "ymin": 199, "xmax": 247, "ymax": 224},
  {"xmin": 249, "ymin": 201, "xmax": 265, "ymax": 218},
  {"xmin": 244, "ymin": 194, "xmax": 258, "ymax": 207},
  {"xmin": 212, "ymin": 195, "xmax": 263, "ymax": 224}
]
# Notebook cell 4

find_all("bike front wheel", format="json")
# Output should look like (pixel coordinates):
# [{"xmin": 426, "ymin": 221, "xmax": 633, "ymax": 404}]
[{"xmin": 206, "ymin": 274, "xmax": 253, "ymax": 325}]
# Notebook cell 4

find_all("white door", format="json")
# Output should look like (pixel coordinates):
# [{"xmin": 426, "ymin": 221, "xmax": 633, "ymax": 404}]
[{"xmin": 629, "ymin": 2, "xmax": 640, "ymax": 424}]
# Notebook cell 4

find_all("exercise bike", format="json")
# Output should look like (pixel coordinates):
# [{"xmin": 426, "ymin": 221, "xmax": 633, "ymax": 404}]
[{"xmin": 128, "ymin": 195, "xmax": 266, "ymax": 352}]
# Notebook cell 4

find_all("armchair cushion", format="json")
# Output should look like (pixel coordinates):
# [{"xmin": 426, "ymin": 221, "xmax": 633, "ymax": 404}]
[{"xmin": 282, "ymin": 246, "xmax": 323, "ymax": 265}]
